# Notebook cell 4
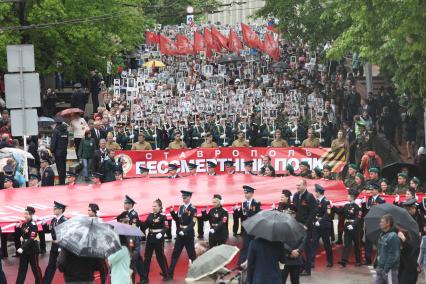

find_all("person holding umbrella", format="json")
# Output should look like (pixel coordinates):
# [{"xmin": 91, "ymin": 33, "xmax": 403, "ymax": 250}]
[
  {"xmin": 402, "ymin": 199, "xmax": 424, "ymax": 236},
  {"xmin": 50, "ymin": 116, "xmax": 69, "ymax": 185},
  {"xmin": 334, "ymin": 189, "xmax": 362, "ymax": 267},
  {"xmin": 236, "ymin": 185, "xmax": 261, "ymax": 265},
  {"xmin": 397, "ymin": 226, "xmax": 419, "ymax": 284},
  {"xmin": 143, "ymin": 198, "xmax": 170, "ymax": 281},
  {"xmin": 42, "ymin": 201, "xmax": 67, "ymax": 284},
  {"xmin": 292, "ymin": 178, "xmax": 317, "ymax": 276},
  {"xmin": 168, "ymin": 190, "xmax": 197, "ymax": 280},
  {"xmin": 282, "ymin": 234, "xmax": 307, "ymax": 284},
  {"xmin": 374, "ymin": 214, "xmax": 400, "ymax": 284},
  {"xmin": 201, "ymin": 194, "xmax": 229, "ymax": 248},
  {"xmin": 15, "ymin": 206, "xmax": 43, "ymax": 284}
]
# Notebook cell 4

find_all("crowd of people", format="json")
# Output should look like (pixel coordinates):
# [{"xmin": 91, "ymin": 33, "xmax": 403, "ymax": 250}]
[{"xmin": 0, "ymin": 22, "xmax": 425, "ymax": 284}]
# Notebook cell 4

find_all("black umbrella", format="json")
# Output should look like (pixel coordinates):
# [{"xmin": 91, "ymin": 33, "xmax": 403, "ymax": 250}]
[
  {"xmin": 364, "ymin": 203, "xmax": 419, "ymax": 243},
  {"xmin": 271, "ymin": 61, "xmax": 289, "ymax": 73},
  {"xmin": 218, "ymin": 54, "xmax": 245, "ymax": 64},
  {"xmin": 38, "ymin": 117, "xmax": 56, "ymax": 128},
  {"xmin": 242, "ymin": 210, "xmax": 306, "ymax": 243},
  {"xmin": 381, "ymin": 162, "xmax": 424, "ymax": 183}
]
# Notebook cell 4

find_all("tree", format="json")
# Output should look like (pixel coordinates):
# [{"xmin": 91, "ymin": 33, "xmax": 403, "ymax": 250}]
[{"xmin": 0, "ymin": 0, "xmax": 152, "ymax": 80}]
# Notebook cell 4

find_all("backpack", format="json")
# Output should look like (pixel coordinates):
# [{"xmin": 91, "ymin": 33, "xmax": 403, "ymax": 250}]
[{"xmin": 368, "ymin": 155, "xmax": 379, "ymax": 169}]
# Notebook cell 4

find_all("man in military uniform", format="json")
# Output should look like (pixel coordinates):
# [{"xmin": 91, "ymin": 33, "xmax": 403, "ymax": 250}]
[
  {"xmin": 213, "ymin": 118, "xmax": 232, "ymax": 147},
  {"xmin": 361, "ymin": 183, "xmax": 386, "ymax": 265},
  {"xmin": 283, "ymin": 164, "xmax": 295, "ymax": 176},
  {"xmin": 297, "ymin": 161, "xmax": 312, "ymax": 178},
  {"xmin": 114, "ymin": 169, "xmax": 124, "ymax": 181},
  {"xmin": 394, "ymin": 172, "xmax": 409, "ymax": 194},
  {"xmin": 90, "ymin": 172, "xmax": 103, "ymax": 185},
  {"xmin": 3, "ymin": 164, "xmax": 19, "ymax": 188},
  {"xmin": 168, "ymin": 131, "xmax": 187, "ymax": 150},
  {"xmin": 201, "ymin": 194, "xmax": 229, "ymax": 248},
  {"xmin": 167, "ymin": 163, "xmax": 180, "ymax": 179},
  {"xmin": 243, "ymin": 160, "xmax": 257, "ymax": 175},
  {"xmin": 28, "ymin": 174, "xmax": 40, "ymax": 187},
  {"xmin": 188, "ymin": 163, "xmax": 197, "ymax": 176},
  {"xmin": 270, "ymin": 129, "xmax": 289, "ymax": 147},
  {"xmin": 168, "ymin": 190, "xmax": 197, "ymax": 279},
  {"xmin": 42, "ymin": 201, "xmax": 67, "ymax": 284},
  {"xmin": 301, "ymin": 128, "xmax": 320, "ymax": 148},
  {"xmin": 139, "ymin": 166, "xmax": 149, "ymax": 178},
  {"xmin": 236, "ymin": 185, "xmax": 261, "ymax": 265},
  {"xmin": 257, "ymin": 120, "xmax": 274, "ymax": 147},
  {"xmin": 66, "ymin": 171, "xmax": 77, "ymax": 186},
  {"xmin": 3, "ymin": 177, "xmax": 15, "ymax": 189},
  {"xmin": 143, "ymin": 121, "xmax": 160, "ymax": 149},
  {"xmin": 402, "ymin": 199, "xmax": 424, "ymax": 236},
  {"xmin": 200, "ymin": 132, "xmax": 218, "ymax": 148},
  {"xmin": 231, "ymin": 131, "xmax": 250, "ymax": 147},
  {"xmin": 15, "ymin": 206, "xmax": 43, "ymax": 284},
  {"xmin": 293, "ymin": 178, "xmax": 317, "ymax": 276},
  {"xmin": 50, "ymin": 117, "xmax": 69, "ymax": 184},
  {"xmin": 206, "ymin": 161, "xmax": 217, "ymax": 176},
  {"xmin": 40, "ymin": 159, "xmax": 55, "ymax": 187},
  {"xmin": 105, "ymin": 133, "xmax": 121, "ymax": 151},
  {"xmin": 131, "ymin": 133, "xmax": 152, "ymax": 150},
  {"xmin": 311, "ymin": 184, "xmax": 333, "ymax": 268},
  {"xmin": 334, "ymin": 189, "xmax": 362, "ymax": 267},
  {"xmin": 366, "ymin": 167, "xmax": 380, "ymax": 188},
  {"xmin": 116, "ymin": 195, "xmax": 148, "ymax": 283},
  {"xmin": 224, "ymin": 160, "xmax": 236, "ymax": 174},
  {"xmin": 344, "ymin": 164, "xmax": 358, "ymax": 188},
  {"xmin": 322, "ymin": 164, "xmax": 335, "ymax": 180}
]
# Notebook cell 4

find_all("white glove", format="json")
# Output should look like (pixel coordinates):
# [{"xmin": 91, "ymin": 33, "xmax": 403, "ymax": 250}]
[
  {"xmin": 156, "ymin": 233, "xmax": 162, "ymax": 239},
  {"xmin": 242, "ymin": 129, "xmax": 246, "ymax": 133},
  {"xmin": 270, "ymin": 131, "xmax": 275, "ymax": 135},
  {"xmin": 152, "ymin": 134, "xmax": 157, "ymax": 138},
  {"xmin": 41, "ymin": 219, "xmax": 47, "ymax": 225},
  {"xmin": 209, "ymin": 229, "xmax": 215, "ymax": 234},
  {"xmin": 201, "ymin": 132, "xmax": 206, "ymax": 137},
  {"xmin": 179, "ymin": 231, "xmax": 184, "ymax": 236},
  {"xmin": 15, "ymin": 223, "xmax": 20, "ymax": 228},
  {"xmin": 113, "ymin": 137, "xmax": 117, "ymax": 141},
  {"xmin": 58, "ymin": 248, "xmax": 61, "ymax": 252},
  {"xmin": 220, "ymin": 134, "xmax": 225, "ymax": 139},
  {"xmin": 315, "ymin": 221, "xmax": 320, "ymax": 227},
  {"xmin": 193, "ymin": 137, "xmax": 198, "ymax": 140},
  {"xmin": 17, "ymin": 248, "xmax": 23, "ymax": 254},
  {"xmin": 347, "ymin": 225, "xmax": 353, "ymax": 231},
  {"xmin": 395, "ymin": 194, "xmax": 400, "ymax": 203}
]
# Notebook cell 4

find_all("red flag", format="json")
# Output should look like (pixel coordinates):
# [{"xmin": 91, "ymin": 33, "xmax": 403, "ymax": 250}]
[
  {"xmin": 211, "ymin": 27, "xmax": 228, "ymax": 51},
  {"xmin": 193, "ymin": 32, "xmax": 205, "ymax": 53},
  {"xmin": 263, "ymin": 32, "xmax": 280, "ymax": 61},
  {"xmin": 204, "ymin": 28, "xmax": 221, "ymax": 51},
  {"xmin": 241, "ymin": 23, "xmax": 261, "ymax": 49},
  {"xmin": 146, "ymin": 31, "xmax": 159, "ymax": 45},
  {"xmin": 176, "ymin": 34, "xmax": 194, "ymax": 55},
  {"xmin": 228, "ymin": 29, "xmax": 243, "ymax": 54},
  {"xmin": 159, "ymin": 34, "xmax": 178, "ymax": 56}
]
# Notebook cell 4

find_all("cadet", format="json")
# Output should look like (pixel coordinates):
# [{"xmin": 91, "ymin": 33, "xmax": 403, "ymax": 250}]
[
  {"xmin": 40, "ymin": 159, "xmax": 55, "ymax": 187},
  {"xmin": 168, "ymin": 131, "xmax": 187, "ymax": 149},
  {"xmin": 90, "ymin": 172, "xmax": 103, "ymax": 185},
  {"xmin": 344, "ymin": 164, "xmax": 358, "ymax": 188},
  {"xmin": 66, "ymin": 171, "xmax": 77, "ymax": 186},
  {"xmin": 15, "ymin": 206, "xmax": 43, "ymax": 284},
  {"xmin": 206, "ymin": 161, "xmax": 217, "ymax": 176},
  {"xmin": 243, "ymin": 160, "xmax": 257, "ymax": 175},
  {"xmin": 139, "ymin": 166, "xmax": 149, "ymax": 178},
  {"xmin": 167, "ymin": 163, "xmax": 180, "ymax": 179},
  {"xmin": 311, "ymin": 184, "xmax": 333, "ymax": 268},
  {"xmin": 322, "ymin": 164, "xmax": 335, "ymax": 180},
  {"xmin": 3, "ymin": 164, "xmax": 19, "ymax": 188},
  {"xmin": 270, "ymin": 129, "xmax": 289, "ymax": 147},
  {"xmin": 362, "ymin": 183, "xmax": 386, "ymax": 265},
  {"xmin": 42, "ymin": 201, "xmax": 67, "ymax": 284},
  {"xmin": 283, "ymin": 164, "xmax": 295, "ymax": 177},
  {"xmin": 200, "ymin": 132, "xmax": 218, "ymax": 148},
  {"xmin": 224, "ymin": 160, "xmax": 236, "ymax": 174},
  {"xmin": 114, "ymin": 168, "xmax": 124, "ymax": 181},
  {"xmin": 231, "ymin": 131, "xmax": 249, "ymax": 147},
  {"xmin": 394, "ymin": 172, "xmax": 409, "ymax": 194},
  {"xmin": 28, "ymin": 174, "xmax": 40, "ymax": 188},
  {"xmin": 144, "ymin": 198, "xmax": 170, "ymax": 281},
  {"xmin": 116, "ymin": 195, "xmax": 148, "ymax": 283},
  {"xmin": 188, "ymin": 163, "xmax": 198, "ymax": 176},
  {"xmin": 334, "ymin": 189, "xmax": 362, "ymax": 267},
  {"xmin": 236, "ymin": 185, "xmax": 261, "ymax": 265},
  {"xmin": 366, "ymin": 167, "xmax": 380, "ymax": 187},
  {"xmin": 301, "ymin": 128, "xmax": 320, "ymax": 148},
  {"xmin": 131, "ymin": 133, "xmax": 153, "ymax": 150},
  {"xmin": 168, "ymin": 190, "xmax": 197, "ymax": 279},
  {"xmin": 298, "ymin": 161, "xmax": 312, "ymax": 178},
  {"xmin": 201, "ymin": 194, "xmax": 229, "ymax": 247}
]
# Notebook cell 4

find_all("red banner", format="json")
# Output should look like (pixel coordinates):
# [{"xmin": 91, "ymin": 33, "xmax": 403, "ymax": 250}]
[
  {"xmin": 159, "ymin": 34, "xmax": 178, "ymax": 56},
  {"xmin": 228, "ymin": 29, "xmax": 243, "ymax": 54},
  {"xmin": 115, "ymin": 147, "xmax": 346, "ymax": 178}
]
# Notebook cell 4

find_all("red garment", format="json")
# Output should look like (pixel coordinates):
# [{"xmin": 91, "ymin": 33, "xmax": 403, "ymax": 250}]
[
  {"xmin": 241, "ymin": 23, "xmax": 261, "ymax": 49},
  {"xmin": 360, "ymin": 151, "xmax": 383, "ymax": 179},
  {"xmin": 228, "ymin": 29, "xmax": 243, "ymax": 54},
  {"xmin": 176, "ymin": 34, "xmax": 194, "ymax": 55},
  {"xmin": 211, "ymin": 27, "xmax": 228, "ymax": 51},
  {"xmin": 159, "ymin": 34, "xmax": 178, "ymax": 56}
]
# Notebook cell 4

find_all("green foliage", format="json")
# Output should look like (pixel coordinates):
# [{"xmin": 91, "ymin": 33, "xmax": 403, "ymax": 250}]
[
  {"xmin": 0, "ymin": 0, "xmax": 152, "ymax": 80},
  {"xmin": 257, "ymin": 0, "xmax": 426, "ymax": 108}
]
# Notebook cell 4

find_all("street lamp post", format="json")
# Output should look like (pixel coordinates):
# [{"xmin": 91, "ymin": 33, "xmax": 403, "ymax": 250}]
[{"xmin": 186, "ymin": 6, "xmax": 194, "ymax": 26}]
